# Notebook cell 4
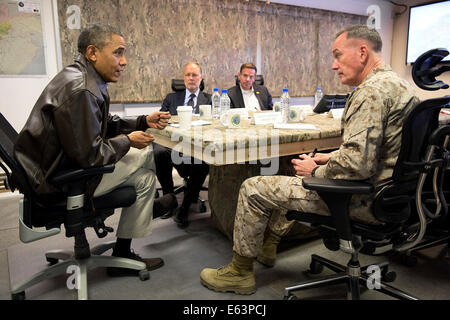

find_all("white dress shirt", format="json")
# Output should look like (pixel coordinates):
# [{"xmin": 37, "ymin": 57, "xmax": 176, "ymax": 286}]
[{"xmin": 240, "ymin": 85, "xmax": 261, "ymax": 111}]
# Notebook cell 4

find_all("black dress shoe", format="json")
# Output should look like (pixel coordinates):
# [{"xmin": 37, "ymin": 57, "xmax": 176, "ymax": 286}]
[
  {"xmin": 153, "ymin": 193, "xmax": 178, "ymax": 219},
  {"xmin": 173, "ymin": 207, "xmax": 189, "ymax": 229},
  {"xmin": 160, "ymin": 207, "xmax": 175, "ymax": 219},
  {"xmin": 107, "ymin": 251, "xmax": 164, "ymax": 277}
]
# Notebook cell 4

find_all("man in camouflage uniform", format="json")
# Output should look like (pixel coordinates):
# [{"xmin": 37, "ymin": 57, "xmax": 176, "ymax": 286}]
[{"xmin": 200, "ymin": 25, "xmax": 419, "ymax": 295}]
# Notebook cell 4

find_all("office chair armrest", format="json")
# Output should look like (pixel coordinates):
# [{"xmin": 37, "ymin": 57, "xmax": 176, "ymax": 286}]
[
  {"xmin": 50, "ymin": 164, "xmax": 115, "ymax": 185},
  {"xmin": 302, "ymin": 178, "xmax": 373, "ymax": 247},
  {"xmin": 302, "ymin": 177, "xmax": 374, "ymax": 194}
]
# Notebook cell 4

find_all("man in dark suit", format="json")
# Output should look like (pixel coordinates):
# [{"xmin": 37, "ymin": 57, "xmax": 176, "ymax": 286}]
[
  {"xmin": 228, "ymin": 62, "xmax": 273, "ymax": 111},
  {"xmin": 154, "ymin": 62, "xmax": 211, "ymax": 228}
]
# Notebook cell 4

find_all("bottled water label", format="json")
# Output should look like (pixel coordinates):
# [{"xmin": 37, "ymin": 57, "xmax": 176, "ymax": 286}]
[
  {"xmin": 212, "ymin": 89, "xmax": 221, "ymax": 119},
  {"xmin": 314, "ymin": 87, "xmax": 323, "ymax": 107},
  {"xmin": 220, "ymin": 90, "xmax": 231, "ymax": 115},
  {"xmin": 281, "ymin": 88, "xmax": 290, "ymax": 123}
]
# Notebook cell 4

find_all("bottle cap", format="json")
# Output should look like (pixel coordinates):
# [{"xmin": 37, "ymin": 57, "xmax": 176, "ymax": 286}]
[
  {"xmin": 222, "ymin": 89, "xmax": 228, "ymax": 93},
  {"xmin": 213, "ymin": 88, "xmax": 219, "ymax": 92},
  {"xmin": 283, "ymin": 88, "xmax": 288, "ymax": 92},
  {"xmin": 317, "ymin": 87, "xmax": 321, "ymax": 90}
]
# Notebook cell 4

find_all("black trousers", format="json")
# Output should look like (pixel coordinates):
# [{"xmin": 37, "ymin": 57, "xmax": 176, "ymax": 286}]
[{"xmin": 153, "ymin": 143, "xmax": 209, "ymax": 209}]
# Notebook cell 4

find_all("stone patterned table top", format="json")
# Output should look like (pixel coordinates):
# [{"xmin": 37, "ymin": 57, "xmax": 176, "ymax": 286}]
[{"xmin": 148, "ymin": 113, "xmax": 343, "ymax": 165}]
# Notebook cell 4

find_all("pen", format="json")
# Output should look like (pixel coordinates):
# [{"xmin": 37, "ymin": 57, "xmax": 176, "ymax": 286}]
[{"xmin": 311, "ymin": 148, "xmax": 318, "ymax": 157}]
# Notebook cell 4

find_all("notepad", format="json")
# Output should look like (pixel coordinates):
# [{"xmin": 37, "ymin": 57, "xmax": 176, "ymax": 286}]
[
  {"xmin": 274, "ymin": 123, "xmax": 318, "ymax": 130},
  {"xmin": 169, "ymin": 120, "xmax": 212, "ymax": 128}
]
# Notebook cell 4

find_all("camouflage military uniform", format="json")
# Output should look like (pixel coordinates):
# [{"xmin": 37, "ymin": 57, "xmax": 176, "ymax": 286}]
[{"xmin": 233, "ymin": 65, "xmax": 419, "ymax": 258}]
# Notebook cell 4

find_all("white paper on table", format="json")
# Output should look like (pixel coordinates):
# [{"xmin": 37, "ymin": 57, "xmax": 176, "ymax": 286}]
[
  {"xmin": 273, "ymin": 123, "xmax": 318, "ymax": 130},
  {"xmin": 169, "ymin": 120, "xmax": 212, "ymax": 128},
  {"xmin": 252, "ymin": 112, "xmax": 282, "ymax": 125},
  {"xmin": 328, "ymin": 108, "xmax": 344, "ymax": 119}
]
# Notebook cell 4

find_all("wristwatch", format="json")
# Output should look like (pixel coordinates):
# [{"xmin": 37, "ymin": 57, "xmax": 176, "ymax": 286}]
[{"xmin": 311, "ymin": 166, "xmax": 319, "ymax": 177}]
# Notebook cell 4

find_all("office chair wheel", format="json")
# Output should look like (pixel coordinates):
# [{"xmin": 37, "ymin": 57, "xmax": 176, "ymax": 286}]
[
  {"xmin": 199, "ymin": 201, "xmax": 207, "ymax": 213},
  {"xmin": 139, "ymin": 269, "xmax": 150, "ymax": 281},
  {"xmin": 401, "ymin": 254, "xmax": 418, "ymax": 267},
  {"xmin": 11, "ymin": 291, "xmax": 25, "ymax": 300},
  {"xmin": 309, "ymin": 260, "xmax": 324, "ymax": 274},
  {"xmin": 381, "ymin": 269, "xmax": 397, "ymax": 283},
  {"xmin": 46, "ymin": 257, "xmax": 59, "ymax": 265},
  {"xmin": 284, "ymin": 294, "xmax": 298, "ymax": 300}
]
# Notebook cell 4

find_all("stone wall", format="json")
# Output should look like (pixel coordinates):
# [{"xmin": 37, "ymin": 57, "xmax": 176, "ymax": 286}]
[{"xmin": 57, "ymin": 0, "xmax": 365, "ymax": 103}]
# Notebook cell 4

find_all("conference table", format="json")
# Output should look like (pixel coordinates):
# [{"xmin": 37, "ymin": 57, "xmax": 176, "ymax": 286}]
[{"xmin": 148, "ymin": 112, "xmax": 343, "ymax": 240}]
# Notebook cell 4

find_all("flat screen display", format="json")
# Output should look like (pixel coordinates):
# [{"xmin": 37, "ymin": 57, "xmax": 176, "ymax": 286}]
[{"xmin": 406, "ymin": 0, "xmax": 450, "ymax": 64}]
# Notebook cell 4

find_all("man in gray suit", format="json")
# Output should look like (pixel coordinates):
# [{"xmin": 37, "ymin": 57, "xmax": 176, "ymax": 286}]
[
  {"xmin": 228, "ymin": 63, "xmax": 273, "ymax": 111},
  {"xmin": 154, "ymin": 62, "xmax": 211, "ymax": 228}
]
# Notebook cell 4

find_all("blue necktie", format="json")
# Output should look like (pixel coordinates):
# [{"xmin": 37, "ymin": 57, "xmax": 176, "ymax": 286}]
[{"xmin": 187, "ymin": 93, "xmax": 197, "ymax": 113}]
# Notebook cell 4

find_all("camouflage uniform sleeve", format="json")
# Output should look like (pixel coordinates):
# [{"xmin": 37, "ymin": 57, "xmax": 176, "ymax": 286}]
[{"xmin": 314, "ymin": 87, "xmax": 387, "ymax": 180}]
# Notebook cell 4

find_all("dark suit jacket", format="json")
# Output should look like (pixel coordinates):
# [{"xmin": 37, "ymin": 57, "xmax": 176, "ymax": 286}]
[
  {"xmin": 160, "ymin": 90, "xmax": 212, "ymax": 115},
  {"xmin": 228, "ymin": 84, "xmax": 273, "ymax": 110}
]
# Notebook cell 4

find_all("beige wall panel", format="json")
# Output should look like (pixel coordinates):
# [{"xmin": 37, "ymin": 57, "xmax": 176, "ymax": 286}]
[
  {"xmin": 317, "ymin": 13, "xmax": 365, "ymax": 95},
  {"xmin": 260, "ymin": 9, "xmax": 317, "ymax": 97},
  {"xmin": 58, "ymin": 0, "xmax": 120, "ymax": 68},
  {"xmin": 57, "ymin": 0, "xmax": 365, "ymax": 102},
  {"xmin": 115, "ymin": 0, "xmax": 257, "ymax": 102}
]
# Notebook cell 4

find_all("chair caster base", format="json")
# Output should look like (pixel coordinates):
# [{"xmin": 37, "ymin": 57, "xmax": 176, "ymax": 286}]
[
  {"xmin": 139, "ymin": 270, "xmax": 150, "ymax": 281},
  {"xmin": 11, "ymin": 291, "xmax": 26, "ymax": 300},
  {"xmin": 309, "ymin": 260, "xmax": 324, "ymax": 274},
  {"xmin": 46, "ymin": 257, "xmax": 59, "ymax": 266}
]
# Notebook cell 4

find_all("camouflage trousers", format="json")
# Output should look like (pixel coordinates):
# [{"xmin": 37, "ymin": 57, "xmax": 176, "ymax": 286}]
[{"xmin": 232, "ymin": 175, "xmax": 377, "ymax": 258}]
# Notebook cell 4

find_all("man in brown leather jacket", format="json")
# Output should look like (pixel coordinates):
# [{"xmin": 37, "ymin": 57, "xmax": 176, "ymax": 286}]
[{"xmin": 14, "ymin": 24, "xmax": 175, "ymax": 277}]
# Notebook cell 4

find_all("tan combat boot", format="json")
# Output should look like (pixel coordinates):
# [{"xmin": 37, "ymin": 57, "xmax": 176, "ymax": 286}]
[
  {"xmin": 200, "ymin": 252, "xmax": 255, "ymax": 295},
  {"xmin": 256, "ymin": 230, "xmax": 281, "ymax": 267}
]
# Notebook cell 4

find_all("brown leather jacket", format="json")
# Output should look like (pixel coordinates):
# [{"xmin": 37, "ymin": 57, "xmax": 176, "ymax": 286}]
[{"xmin": 14, "ymin": 54, "xmax": 148, "ymax": 204}]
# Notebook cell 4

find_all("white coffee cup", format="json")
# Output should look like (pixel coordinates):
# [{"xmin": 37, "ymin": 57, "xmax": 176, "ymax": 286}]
[
  {"xmin": 220, "ymin": 110, "xmax": 241, "ymax": 128},
  {"xmin": 177, "ymin": 106, "xmax": 193, "ymax": 130},
  {"xmin": 288, "ymin": 105, "xmax": 305, "ymax": 122},
  {"xmin": 199, "ymin": 105, "xmax": 212, "ymax": 120}
]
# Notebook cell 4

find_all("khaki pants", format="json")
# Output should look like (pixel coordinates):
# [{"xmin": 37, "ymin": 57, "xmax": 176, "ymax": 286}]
[{"xmin": 94, "ymin": 145, "xmax": 156, "ymax": 239}]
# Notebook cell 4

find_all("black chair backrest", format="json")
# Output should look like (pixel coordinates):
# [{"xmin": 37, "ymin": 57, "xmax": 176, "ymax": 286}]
[
  {"xmin": 394, "ymin": 97, "xmax": 450, "ymax": 181},
  {"xmin": 0, "ymin": 113, "xmax": 32, "ymax": 195},
  {"xmin": 373, "ymin": 96, "xmax": 450, "ymax": 224},
  {"xmin": 0, "ymin": 113, "xmax": 38, "ymax": 227},
  {"xmin": 171, "ymin": 79, "xmax": 205, "ymax": 92},
  {"xmin": 235, "ymin": 74, "xmax": 264, "ymax": 86},
  {"xmin": 412, "ymin": 48, "xmax": 450, "ymax": 91}
]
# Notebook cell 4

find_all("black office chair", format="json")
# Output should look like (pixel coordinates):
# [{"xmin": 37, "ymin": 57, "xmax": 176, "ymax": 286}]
[
  {"xmin": 398, "ymin": 48, "xmax": 450, "ymax": 266},
  {"xmin": 235, "ymin": 74, "xmax": 264, "ymax": 86},
  {"xmin": 172, "ymin": 78, "xmax": 205, "ymax": 92},
  {"xmin": 283, "ymin": 49, "xmax": 450, "ymax": 300},
  {"xmin": 0, "ymin": 113, "xmax": 150, "ymax": 300}
]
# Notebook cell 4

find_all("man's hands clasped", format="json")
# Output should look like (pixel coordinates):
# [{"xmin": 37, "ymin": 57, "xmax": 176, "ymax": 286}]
[{"xmin": 291, "ymin": 151, "xmax": 332, "ymax": 177}]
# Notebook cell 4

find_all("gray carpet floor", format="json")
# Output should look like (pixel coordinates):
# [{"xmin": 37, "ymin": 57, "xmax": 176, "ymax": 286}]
[{"xmin": 2, "ymin": 189, "xmax": 449, "ymax": 301}]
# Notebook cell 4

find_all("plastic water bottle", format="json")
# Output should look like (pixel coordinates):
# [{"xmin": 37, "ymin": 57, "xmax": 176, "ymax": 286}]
[
  {"xmin": 212, "ymin": 88, "xmax": 221, "ymax": 119},
  {"xmin": 314, "ymin": 87, "xmax": 323, "ymax": 108},
  {"xmin": 281, "ymin": 88, "xmax": 290, "ymax": 123},
  {"xmin": 220, "ymin": 89, "xmax": 230, "ymax": 115}
]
